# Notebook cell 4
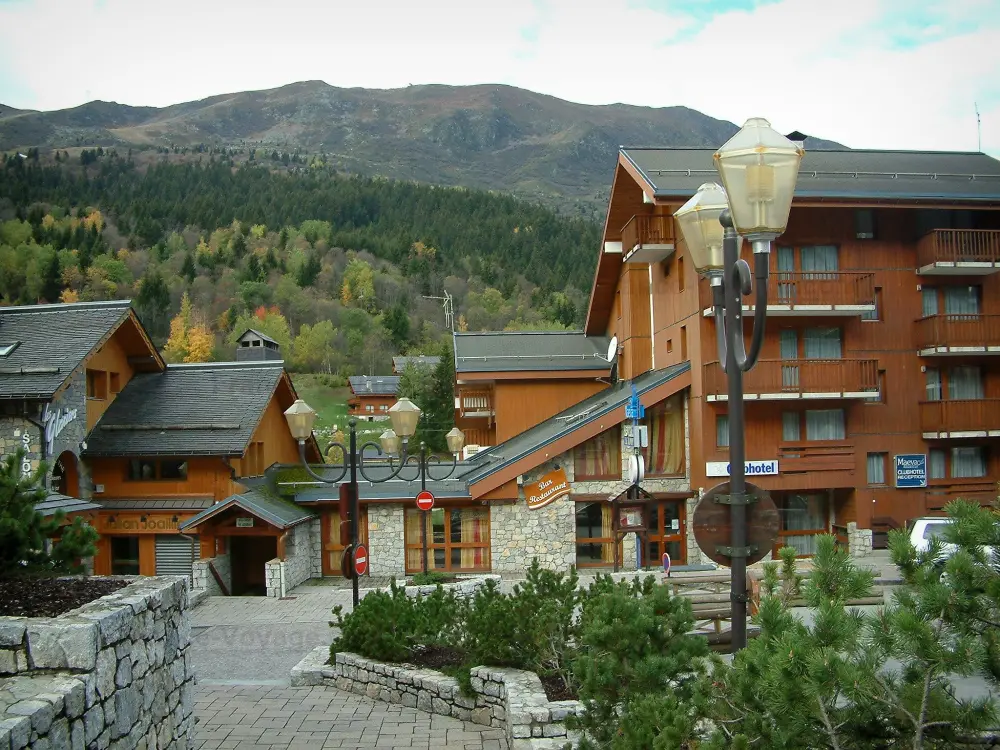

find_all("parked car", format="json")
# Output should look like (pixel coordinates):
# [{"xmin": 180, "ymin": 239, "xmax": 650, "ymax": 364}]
[{"xmin": 908, "ymin": 517, "xmax": 996, "ymax": 564}]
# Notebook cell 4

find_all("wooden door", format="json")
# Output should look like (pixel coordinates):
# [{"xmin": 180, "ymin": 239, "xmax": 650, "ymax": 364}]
[
  {"xmin": 320, "ymin": 507, "xmax": 368, "ymax": 576},
  {"xmin": 646, "ymin": 500, "xmax": 687, "ymax": 566}
]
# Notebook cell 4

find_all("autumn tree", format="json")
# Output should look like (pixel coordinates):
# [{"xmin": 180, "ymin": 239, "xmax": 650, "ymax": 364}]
[
  {"xmin": 341, "ymin": 258, "xmax": 376, "ymax": 311},
  {"xmin": 291, "ymin": 320, "xmax": 336, "ymax": 372},
  {"xmin": 164, "ymin": 292, "xmax": 214, "ymax": 363},
  {"xmin": 227, "ymin": 306, "xmax": 292, "ymax": 355}
]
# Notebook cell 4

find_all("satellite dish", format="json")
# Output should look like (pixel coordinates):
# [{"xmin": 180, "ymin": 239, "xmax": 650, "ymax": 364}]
[{"xmin": 606, "ymin": 336, "xmax": 619, "ymax": 363}]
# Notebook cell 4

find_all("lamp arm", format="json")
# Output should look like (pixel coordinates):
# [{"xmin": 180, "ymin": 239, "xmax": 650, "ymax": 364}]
[
  {"xmin": 297, "ymin": 440, "xmax": 348, "ymax": 484},
  {"xmin": 358, "ymin": 440, "xmax": 416, "ymax": 482},
  {"xmin": 385, "ymin": 448, "xmax": 424, "ymax": 483},
  {"xmin": 739, "ymin": 252, "xmax": 770, "ymax": 371},
  {"xmin": 712, "ymin": 278, "xmax": 728, "ymax": 371},
  {"xmin": 424, "ymin": 452, "xmax": 459, "ymax": 482}
]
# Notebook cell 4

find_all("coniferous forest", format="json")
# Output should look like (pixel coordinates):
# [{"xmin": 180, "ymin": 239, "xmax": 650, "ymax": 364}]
[{"xmin": 0, "ymin": 149, "xmax": 599, "ymax": 376}]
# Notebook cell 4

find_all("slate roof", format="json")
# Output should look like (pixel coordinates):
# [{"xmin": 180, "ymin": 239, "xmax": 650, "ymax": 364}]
[
  {"xmin": 84, "ymin": 361, "xmax": 285, "ymax": 457},
  {"xmin": 0, "ymin": 300, "xmax": 132, "ymax": 399},
  {"xmin": 392, "ymin": 356, "xmax": 441, "ymax": 373},
  {"xmin": 275, "ymin": 462, "xmax": 473, "ymax": 502},
  {"xmin": 459, "ymin": 363, "xmax": 690, "ymax": 485},
  {"xmin": 621, "ymin": 148, "xmax": 1000, "ymax": 203},
  {"xmin": 348, "ymin": 375, "xmax": 400, "ymax": 396},
  {"xmin": 238, "ymin": 329, "xmax": 278, "ymax": 345},
  {"xmin": 453, "ymin": 331, "xmax": 612, "ymax": 374},
  {"xmin": 178, "ymin": 490, "xmax": 315, "ymax": 531},
  {"xmin": 96, "ymin": 498, "xmax": 215, "ymax": 511},
  {"xmin": 35, "ymin": 493, "xmax": 101, "ymax": 517}
]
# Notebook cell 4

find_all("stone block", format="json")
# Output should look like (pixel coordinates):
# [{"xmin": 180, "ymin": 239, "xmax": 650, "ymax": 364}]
[
  {"xmin": 0, "ymin": 649, "xmax": 17, "ymax": 675},
  {"xmin": 431, "ymin": 697, "xmax": 451, "ymax": 715},
  {"xmin": 47, "ymin": 717, "xmax": 70, "ymax": 748},
  {"xmin": 511, "ymin": 724, "xmax": 532, "ymax": 739},
  {"xmin": 0, "ymin": 716, "xmax": 31, "ymax": 750},
  {"xmin": 113, "ymin": 684, "xmax": 141, "ymax": 739},
  {"xmin": 115, "ymin": 653, "xmax": 133, "ymax": 688},
  {"xmin": 103, "ymin": 697, "xmax": 116, "ymax": 729},
  {"xmin": 416, "ymin": 692, "xmax": 433, "ymax": 712},
  {"xmin": 79, "ymin": 605, "xmax": 133, "ymax": 648},
  {"xmin": 83, "ymin": 705, "xmax": 104, "ymax": 744},
  {"xmin": 94, "ymin": 648, "xmax": 116, "ymax": 699},
  {"xmin": 400, "ymin": 692, "xmax": 417, "ymax": 708},
  {"xmin": 26, "ymin": 621, "xmax": 99, "ymax": 671},
  {"xmin": 543, "ymin": 723, "xmax": 567, "ymax": 737},
  {"xmin": 471, "ymin": 706, "xmax": 493, "ymax": 725},
  {"xmin": 7, "ymin": 700, "xmax": 53, "ymax": 736},
  {"xmin": 69, "ymin": 719, "xmax": 85, "ymax": 750},
  {"xmin": 53, "ymin": 678, "xmax": 86, "ymax": 719},
  {"xmin": 0, "ymin": 620, "xmax": 26, "ymax": 648}
]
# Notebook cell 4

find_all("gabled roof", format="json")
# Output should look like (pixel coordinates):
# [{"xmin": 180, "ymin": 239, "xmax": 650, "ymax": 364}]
[
  {"xmin": 392, "ymin": 355, "xmax": 441, "ymax": 373},
  {"xmin": 83, "ymin": 361, "xmax": 286, "ymax": 457},
  {"xmin": 621, "ymin": 148, "xmax": 1000, "ymax": 203},
  {"xmin": 97, "ymin": 497, "xmax": 215, "ymax": 512},
  {"xmin": 178, "ymin": 490, "xmax": 314, "ymax": 531},
  {"xmin": 238, "ymin": 328, "xmax": 278, "ymax": 345},
  {"xmin": 460, "ymin": 362, "xmax": 690, "ymax": 490},
  {"xmin": 35, "ymin": 493, "xmax": 101, "ymax": 517},
  {"xmin": 453, "ymin": 331, "xmax": 612, "ymax": 374},
  {"xmin": 348, "ymin": 375, "xmax": 400, "ymax": 396},
  {"xmin": 0, "ymin": 300, "xmax": 153, "ymax": 399}
]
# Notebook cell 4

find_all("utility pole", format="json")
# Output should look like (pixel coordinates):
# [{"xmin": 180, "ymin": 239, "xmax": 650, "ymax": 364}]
[{"xmin": 422, "ymin": 291, "xmax": 454, "ymax": 332}]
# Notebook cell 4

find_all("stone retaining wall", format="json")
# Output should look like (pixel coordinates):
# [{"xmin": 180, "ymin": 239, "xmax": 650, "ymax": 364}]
[
  {"xmin": 291, "ymin": 647, "xmax": 581, "ymax": 749},
  {"xmin": 264, "ymin": 522, "xmax": 314, "ymax": 598},
  {"xmin": 395, "ymin": 575, "xmax": 500, "ymax": 599},
  {"xmin": 0, "ymin": 576, "xmax": 195, "ymax": 750},
  {"xmin": 191, "ymin": 554, "xmax": 231, "ymax": 598}
]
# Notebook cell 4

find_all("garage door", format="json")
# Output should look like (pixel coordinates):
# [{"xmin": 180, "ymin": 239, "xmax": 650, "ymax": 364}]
[{"xmin": 155, "ymin": 535, "xmax": 198, "ymax": 580}]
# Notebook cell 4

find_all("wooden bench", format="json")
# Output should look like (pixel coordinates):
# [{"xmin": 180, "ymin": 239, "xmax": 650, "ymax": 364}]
[{"xmin": 666, "ymin": 573, "xmax": 762, "ymax": 649}]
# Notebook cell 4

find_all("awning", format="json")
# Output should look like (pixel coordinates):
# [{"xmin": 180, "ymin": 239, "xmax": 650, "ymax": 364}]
[
  {"xmin": 179, "ymin": 490, "xmax": 315, "ymax": 532},
  {"xmin": 35, "ymin": 494, "xmax": 101, "ymax": 517},
  {"xmin": 97, "ymin": 497, "xmax": 215, "ymax": 512}
]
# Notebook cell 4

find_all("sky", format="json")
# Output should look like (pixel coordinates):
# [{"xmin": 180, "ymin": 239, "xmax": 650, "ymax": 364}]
[{"xmin": 0, "ymin": 0, "xmax": 998, "ymax": 155}]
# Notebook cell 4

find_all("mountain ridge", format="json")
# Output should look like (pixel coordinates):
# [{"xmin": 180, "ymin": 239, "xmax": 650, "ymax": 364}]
[{"xmin": 0, "ymin": 80, "xmax": 846, "ymax": 212}]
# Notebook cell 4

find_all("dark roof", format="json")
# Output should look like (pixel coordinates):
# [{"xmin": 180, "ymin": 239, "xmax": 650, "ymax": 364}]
[
  {"xmin": 454, "ymin": 331, "xmax": 612, "ymax": 374},
  {"xmin": 459, "ymin": 363, "xmax": 690, "ymax": 485},
  {"xmin": 179, "ymin": 490, "xmax": 314, "ymax": 531},
  {"xmin": 96, "ymin": 497, "xmax": 215, "ymax": 511},
  {"xmin": 621, "ymin": 148, "xmax": 1000, "ymax": 203},
  {"xmin": 288, "ymin": 471, "xmax": 472, "ymax": 503},
  {"xmin": 0, "ymin": 301, "xmax": 132, "ymax": 399},
  {"xmin": 348, "ymin": 375, "xmax": 400, "ymax": 396},
  {"xmin": 392, "ymin": 356, "xmax": 441, "ymax": 373},
  {"xmin": 238, "ymin": 328, "xmax": 278, "ymax": 345},
  {"xmin": 84, "ymin": 361, "xmax": 285, "ymax": 457},
  {"xmin": 35, "ymin": 493, "xmax": 101, "ymax": 517}
]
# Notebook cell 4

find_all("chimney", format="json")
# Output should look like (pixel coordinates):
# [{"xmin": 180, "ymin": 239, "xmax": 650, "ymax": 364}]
[
  {"xmin": 786, "ymin": 130, "xmax": 808, "ymax": 149},
  {"xmin": 235, "ymin": 330, "xmax": 282, "ymax": 362}
]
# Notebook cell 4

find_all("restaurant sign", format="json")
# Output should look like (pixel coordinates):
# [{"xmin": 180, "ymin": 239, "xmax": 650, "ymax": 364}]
[
  {"xmin": 524, "ymin": 468, "xmax": 570, "ymax": 510},
  {"xmin": 101, "ymin": 513, "xmax": 182, "ymax": 533}
]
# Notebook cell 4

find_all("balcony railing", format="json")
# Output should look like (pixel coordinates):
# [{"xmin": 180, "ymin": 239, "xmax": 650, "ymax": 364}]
[
  {"xmin": 919, "ymin": 398, "xmax": 1000, "ymax": 436},
  {"xmin": 926, "ymin": 478, "xmax": 999, "ymax": 511},
  {"xmin": 917, "ymin": 229, "xmax": 1000, "ymax": 273},
  {"xmin": 620, "ymin": 215, "xmax": 674, "ymax": 263},
  {"xmin": 699, "ymin": 272, "xmax": 875, "ymax": 316},
  {"xmin": 703, "ymin": 359, "xmax": 880, "ymax": 400},
  {"xmin": 914, "ymin": 314, "xmax": 1000, "ymax": 353},
  {"xmin": 778, "ymin": 441, "xmax": 855, "ymax": 474},
  {"xmin": 457, "ymin": 390, "xmax": 493, "ymax": 417}
]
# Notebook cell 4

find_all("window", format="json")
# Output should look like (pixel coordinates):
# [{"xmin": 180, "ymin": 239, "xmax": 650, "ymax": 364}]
[
  {"xmin": 680, "ymin": 326, "xmax": 687, "ymax": 360},
  {"xmin": 678, "ymin": 256, "xmax": 685, "ymax": 292},
  {"xmin": 666, "ymin": 339, "xmax": 673, "ymax": 353},
  {"xmin": 109, "ymin": 372, "xmax": 121, "ymax": 393},
  {"xmin": 801, "ymin": 245, "xmax": 838, "ymax": 278},
  {"xmin": 777, "ymin": 494, "xmax": 828, "ymax": 556},
  {"xmin": 404, "ymin": 506, "xmax": 489, "ymax": 573},
  {"xmin": 925, "ymin": 368, "xmax": 942, "ymax": 401},
  {"xmin": 921, "ymin": 287, "xmax": 939, "ymax": 317},
  {"xmin": 862, "ymin": 287, "xmax": 882, "ymax": 321},
  {"xmin": 574, "ymin": 427, "xmax": 621, "ymax": 480},
  {"xmin": 642, "ymin": 395, "xmax": 684, "ymax": 476},
  {"xmin": 159, "ymin": 460, "xmax": 188, "ymax": 480},
  {"xmin": 646, "ymin": 501, "xmax": 685, "ymax": 567},
  {"xmin": 86, "ymin": 369, "xmax": 107, "ymax": 400},
  {"xmin": 576, "ymin": 502, "xmax": 615, "ymax": 566},
  {"xmin": 0, "ymin": 342, "xmax": 19, "ymax": 357},
  {"xmin": 803, "ymin": 328, "xmax": 841, "ymax": 359},
  {"xmin": 110, "ymin": 536, "xmax": 140, "ymax": 575},
  {"xmin": 855, "ymin": 209, "xmax": 876, "ymax": 239},
  {"xmin": 952, "ymin": 447, "xmax": 987, "ymax": 478},
  {"xmin": 776, "ymin": 247, "xmax": 795, "ymax": 303},
  {"xmin": 782, "ymin": 411, "xmax": 801, "ymax": 442},
  {"xmin": 944, "ymin": 285, "xmax": 980, "ymax": 316},
  {"xmin": 867, "ymin": 452, "xmax": 886, "ymax": 485},
  {"xmin": 805, "ymin": 409, "xmax": 845, "ymax": 441},
  {"xmin": 716, "ymin": 414, "xmax": 730, "ymax": 448},
  {"xmin": 365, "ymin": 404, "xmax": 374, "ymax": 413},
  {"xmin": 126, "ymin": 459, "xmax": 157, "ymax": 481},
  {"xmin": 948, "ymin": 366, "xmax": 984, "ymax": 400}
]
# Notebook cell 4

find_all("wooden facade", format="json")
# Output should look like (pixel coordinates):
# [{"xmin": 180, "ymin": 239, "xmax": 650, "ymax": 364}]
[
  {"xmin": 347, "ymin": 393, "xmax": 396, "ymax": 419},
  {"xmin": 585, "ymin": 155, "xmax": 1000, "ymax": 547}
]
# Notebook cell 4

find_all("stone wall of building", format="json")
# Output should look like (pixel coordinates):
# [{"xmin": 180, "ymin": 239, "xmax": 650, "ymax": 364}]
[
  {"xmin": 368, "ymin": 504, "xmax": 405, "ymax": 577},
  {"xmin": 0, "ymin": 576, "xmax": 195, "ymax": 750},
  {"xmin": 191, "ymin": 554, "xmax": 231, "ymax": 597},
  {"xmin": 291, "ymin": 647, "xmax": 581, "ymax": 749},
  {"xmin": 847, "ymin": 522, "xmax": 874, "ymax": 558},
  {"xmin": 262, "ymin": 521, "xmax": 316, "ymax": 597},
  {"xmin": 309, "ymin": 519, "xmax": 323, "ymax": 578}
]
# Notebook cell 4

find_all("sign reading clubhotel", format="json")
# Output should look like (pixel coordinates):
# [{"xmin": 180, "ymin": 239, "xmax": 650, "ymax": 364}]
[
  {"xmin": 524, "ymin": 468, "xmax": 570, "ymax": 510},
  {"xmin": 705, "ymin": 460, "xmax": 779, "ymax": 478}
]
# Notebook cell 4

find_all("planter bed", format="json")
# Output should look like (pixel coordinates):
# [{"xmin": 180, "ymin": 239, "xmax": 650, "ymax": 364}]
[
  {"xmin": 291, "ymin": 647, "xmax": 583, "ymax": 749},
  {"xmin": 0, "ymin": 576, "xmax": 130, "ymax": 618},
  {"xmin": 394, "ymin": 573, "xmax": 501, "ymax": 599}
]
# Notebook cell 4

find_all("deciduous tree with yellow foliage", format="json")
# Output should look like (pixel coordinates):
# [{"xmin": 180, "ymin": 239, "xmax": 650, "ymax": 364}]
[{"xmin": 164, "ymin": 292, "xmax": 215, "ymax": 363}]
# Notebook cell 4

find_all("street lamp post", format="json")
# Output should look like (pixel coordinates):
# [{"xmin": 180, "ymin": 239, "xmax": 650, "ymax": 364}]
[
  {"xmin": 675, "ymin": 118, "xmax": 803, "ymax": 651},
  {"xmin": 283, "ymin": 397, "xmax": 465, "ymax": 608}
]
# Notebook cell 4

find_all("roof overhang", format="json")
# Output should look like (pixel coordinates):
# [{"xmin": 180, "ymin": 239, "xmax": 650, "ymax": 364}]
[{"xmin": 179, "ymin": 493, "xmax": 314, "ymax": 532}]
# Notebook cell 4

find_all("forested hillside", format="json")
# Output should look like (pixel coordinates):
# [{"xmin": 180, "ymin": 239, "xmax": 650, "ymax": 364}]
[{"xmin": 0, "ymin": 150, "xmax": 598, "ymax": 377}]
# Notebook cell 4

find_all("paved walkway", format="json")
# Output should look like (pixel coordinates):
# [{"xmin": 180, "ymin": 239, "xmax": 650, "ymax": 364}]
[{"xmin": 191, "ymin": 586, "xmax": 507, "ymax": 749}]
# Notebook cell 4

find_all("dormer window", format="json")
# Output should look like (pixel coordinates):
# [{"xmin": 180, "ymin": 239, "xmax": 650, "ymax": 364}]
[{"xmin": 0, "ymin": 343, "xmax": 19, "ymax": 357}]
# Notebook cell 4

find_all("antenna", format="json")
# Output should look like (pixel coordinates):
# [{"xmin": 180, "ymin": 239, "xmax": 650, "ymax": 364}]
[
  {"xmin": 422, "ymin": 290, "xmax": 455, "ymax": 333},
  {"xmin": 975, "ymin": 102, "xmax": 982, "ymax": 152}
]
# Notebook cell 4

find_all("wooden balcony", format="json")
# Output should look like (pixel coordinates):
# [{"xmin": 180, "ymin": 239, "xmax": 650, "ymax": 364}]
[
  {"xmin": 700, "ymin": 272, "xmax": 876, "ymax": 317},
  {"xmin": 777, "ymin": 441, "xmax": 855, "ymax": 473},
  {"xmin": 915, "ymin": 314, "xmax": 1000, "ymax": 355},
  {"xmin": 456, "ymin": 389, "xmax": 494, "ymax": 418},
  {"xmin": 703, "ymin": 359, "xmax": 880, "ymax": 401},
  {"xmin": 620, "ymin": 215, "xmax": 675, "ymax": 264},
  {"xmin": 925, "ymin": 478, "xmax": 999, "ymax": 511},
  {"xmin": 917, "ymin": 229, "xmax": 1000, "ymax": 275},
  {"xmin": 919, "ymin": 399, "xmax": 1000, "ymax": 438}
]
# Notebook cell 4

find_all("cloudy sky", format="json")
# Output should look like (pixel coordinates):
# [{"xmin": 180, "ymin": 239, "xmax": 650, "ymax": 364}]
[{"xmin": 1, "ymin": 0, "xmax": 998, "ymax": 155}]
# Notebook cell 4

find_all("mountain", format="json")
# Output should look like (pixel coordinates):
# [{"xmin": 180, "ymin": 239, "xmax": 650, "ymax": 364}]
[{"xmin": 0, "ymin": 81, "xmax": 844, "ymax": 212}]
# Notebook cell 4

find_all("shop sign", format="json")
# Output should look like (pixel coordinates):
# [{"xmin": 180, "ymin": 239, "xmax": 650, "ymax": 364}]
[
  {"xmin": 618, "ymin": 506, "xmax": 644, "ymax": 530},
  {"xmin": 706, "ymin": 460, "xmax": 778, "ymax": 478},
  {"xmin": 894, "ymin": 454, "xmax": 927, "ymax": 488},
  {"xmin": 236, "ymin": 517, "xmax": 254, "ymax": 528},
  {"xmin": 524, "ymin": 468, "xmax": 570, "ymax": 510},
  {"xmin": 102, "ymin": 513, "xmax": 182, "ymax": 532},
  {"xmin": 42, "ymin": 404, "xmax": 78, "ymax": 455}
]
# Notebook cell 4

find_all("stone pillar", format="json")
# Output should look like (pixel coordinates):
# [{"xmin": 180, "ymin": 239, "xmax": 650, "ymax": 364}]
[
  {"xmin": 847, "ymin": 522, "xmax": 873, "ymax": 558},
  {"xmin": 491, "ymin": 495, "xmax": 575, "ymax": 573},
  {"xmin": 368, "ymin": 504, "xmax": 405, "ymax": 577}
]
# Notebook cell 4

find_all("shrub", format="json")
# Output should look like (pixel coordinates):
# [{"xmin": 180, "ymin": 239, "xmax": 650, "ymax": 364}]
[
  {"xmin": 410, "ymin": 570, "xmax": 451, "ymax": 586},
  {"xmin": 462, "ymin": 578, "xmax": 522, "ymax": 668}
]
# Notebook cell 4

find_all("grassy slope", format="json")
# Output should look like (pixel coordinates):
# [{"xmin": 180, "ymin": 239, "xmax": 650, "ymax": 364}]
[{"xmin": 291, "ymin": 375, "xmax": 385, "ymax": 446}]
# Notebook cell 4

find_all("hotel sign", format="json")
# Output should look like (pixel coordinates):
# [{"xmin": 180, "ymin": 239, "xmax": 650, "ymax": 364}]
[
  {"xmin": 894, "ymin": 454, "xmax": 927, "ymax": 488},
  {"xmin": 706, "ymin": 460, "xmax": 779, "ymax": 478},
  {"xmin": 524, "ymin": 468, "xmax": 570, "ymax": 510}
]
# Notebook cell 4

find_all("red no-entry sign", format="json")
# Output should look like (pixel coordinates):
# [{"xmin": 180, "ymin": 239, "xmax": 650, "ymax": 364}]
[
  {"xmin": 416, "ymin": 490, "xmax": 435, "ymax": 511},
  {"xmin": 353, "ymin": 544, "xmax": 369, "ymax": 577}
]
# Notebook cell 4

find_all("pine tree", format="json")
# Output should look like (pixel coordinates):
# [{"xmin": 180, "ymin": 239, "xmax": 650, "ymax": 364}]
[
  {"xmin": 0, "ymin": 449, "xmax": 98, "ymax": 576},
  {"xmin": 40, "ymin": 251, "xmax": 62, "ymax": 303}
]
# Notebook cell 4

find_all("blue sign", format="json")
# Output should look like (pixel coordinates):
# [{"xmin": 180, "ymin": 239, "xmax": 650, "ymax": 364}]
[
  {"xmin": 895, "ymin": 454, "xmax": 927, "ymax": 488},
  {"xmin": 625, "ymin": 385, "xmax": 645, "ymax": 420}
]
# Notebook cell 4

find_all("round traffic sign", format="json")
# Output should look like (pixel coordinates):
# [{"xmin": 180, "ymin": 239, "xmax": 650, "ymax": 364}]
[
  {"xmin": 353, "ymin": 544, "xmax": 369, "ymax": 577},
  {"xmin": 416, "ymin": 490, "xmax": 435, "ymax": 511},
  {"xmin": 691, "ymin": 481, "xmax": 780, "ymax": 567}
]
